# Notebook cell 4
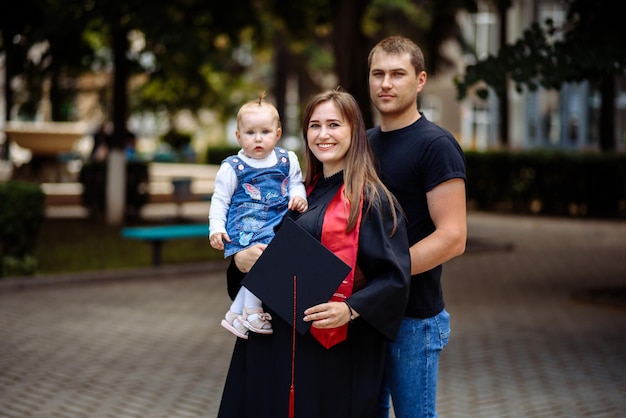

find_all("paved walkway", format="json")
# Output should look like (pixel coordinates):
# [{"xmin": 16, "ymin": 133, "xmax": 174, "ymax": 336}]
[{"xmin": 1, "ymin": 212, "xmax": 625, "ymax": 417}]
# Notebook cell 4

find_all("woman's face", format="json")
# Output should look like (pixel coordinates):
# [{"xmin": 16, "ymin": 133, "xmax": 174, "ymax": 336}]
[{"xmin": 306, "ymin": 101, "xmax": 351, "ymax": 178}]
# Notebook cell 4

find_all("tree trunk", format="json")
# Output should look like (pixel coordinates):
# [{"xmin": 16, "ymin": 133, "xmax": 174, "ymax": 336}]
[
  {"xmin": 2, "ymin": 27, "xmax": 16, "ymax": 160},
  {"xmin": 273, "ymin": 32, "xmax": 290, "ymax": 133},
  {"xmin": 2, "ymin": 68, "xmax": 11, "ymax": 160},
  {"xmin": 111, "ymin": 25, "xmax": 129, "ymax": 152},
  {"xmin": 599, "ymin": 75, "xmax": 616, "ymax": 152},
  {"xmin": 49, "ymin": 70, "xmax": 63, "ymax": 122},
  {"xmin": 332, "ymin": 0, "xmax": 373, "ymax": 127},
  {"xmin": 106, "ymin": 21, "xmax": 129, "ymax": 226},
  {"xmin": 497, "ymin": 0, "xmax": 510, "ymax": 147},
  {"xmin": 106, "ymin": 149, "xmax": 127, "ymax": 224}
]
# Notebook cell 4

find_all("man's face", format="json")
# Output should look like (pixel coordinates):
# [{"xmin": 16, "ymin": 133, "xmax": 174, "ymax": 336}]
[{"xmin": 368, "ymin": 50, "xmax": 426, "ymax": 119}]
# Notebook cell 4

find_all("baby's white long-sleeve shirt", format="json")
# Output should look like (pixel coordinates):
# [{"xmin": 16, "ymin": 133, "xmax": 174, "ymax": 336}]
[{"xmin": 208, "ymin": 149, "xmax": 306, "ymax": 237}]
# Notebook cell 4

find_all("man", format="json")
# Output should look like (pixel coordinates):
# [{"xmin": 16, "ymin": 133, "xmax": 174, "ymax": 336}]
[{"xmin": 368, "ymin": 36, "xmax": 467, "ymax": 418}]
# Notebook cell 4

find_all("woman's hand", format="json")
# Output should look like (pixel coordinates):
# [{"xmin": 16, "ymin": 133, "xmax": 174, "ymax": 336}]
[
  {"xmin": 233, "ymin": 243, "xmax": 267, "ymax": 273},
  {"xmin": 303, "ymin": 301, "xmax": 358, "ymax": 328}
]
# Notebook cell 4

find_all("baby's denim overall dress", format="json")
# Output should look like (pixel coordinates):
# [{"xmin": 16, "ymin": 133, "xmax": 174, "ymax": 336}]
[{"xmin": 223, "ymin": 147, "xmax": 291, "ymax": 257}]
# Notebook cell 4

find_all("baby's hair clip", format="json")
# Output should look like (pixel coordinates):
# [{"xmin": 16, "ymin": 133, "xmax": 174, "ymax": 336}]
[{"xmin": 257, "ymin": 91, "xmax": 267, "ymax": 105}]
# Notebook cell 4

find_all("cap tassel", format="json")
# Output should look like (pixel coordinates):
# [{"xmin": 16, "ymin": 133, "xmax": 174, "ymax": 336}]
[{"xmin": 289, "ymin": 275, "xmax": 297, "ymax": 418}]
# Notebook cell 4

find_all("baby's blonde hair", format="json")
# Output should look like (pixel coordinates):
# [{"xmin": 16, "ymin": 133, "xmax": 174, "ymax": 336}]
[{"xmin": 236, "ymin": 91, "xmax": 281, "ymax": 129}]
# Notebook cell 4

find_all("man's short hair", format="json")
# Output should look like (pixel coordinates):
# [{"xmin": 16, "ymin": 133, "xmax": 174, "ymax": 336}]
[{"xmin": 368, "ymin": 36, "xmax": 426, "ymax": 75}]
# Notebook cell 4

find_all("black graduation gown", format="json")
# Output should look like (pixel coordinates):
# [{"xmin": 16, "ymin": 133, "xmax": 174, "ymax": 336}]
[{"xmin": 218, "ymin": 173, "xmax": 411, "ymax": 418}]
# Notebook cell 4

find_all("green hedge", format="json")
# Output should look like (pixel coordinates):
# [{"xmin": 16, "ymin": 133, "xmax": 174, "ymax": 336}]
[
  {"xmin": 78, "ymin": 161, "xmax": 149, "ymax": 220},
  {"xmin": 465, "ymin": 151, "xmax": 626, "ymax": 217},
  {"xmin": 205, "ymin": 145, "xmax": 241, "ymax": 165},
  {"xmin": 0, "ymin": 181, "xmax": 45, "ymax": 276}
]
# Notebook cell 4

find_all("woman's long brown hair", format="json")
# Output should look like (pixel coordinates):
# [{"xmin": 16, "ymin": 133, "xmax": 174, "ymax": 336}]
[{"xmin": 301, "ymin": 89, "xmax": 399, "ymax": 234}]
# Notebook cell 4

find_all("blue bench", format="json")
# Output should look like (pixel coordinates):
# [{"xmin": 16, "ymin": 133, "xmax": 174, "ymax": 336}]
[{"xmin": 121, "ymin": 223, "xmax": 208, "ymax": 266}]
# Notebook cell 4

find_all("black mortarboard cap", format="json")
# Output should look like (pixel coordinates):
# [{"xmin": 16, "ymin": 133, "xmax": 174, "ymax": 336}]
[{"xmin": 242, "ymin": 217, "xmax": 351, "ymax": 335}]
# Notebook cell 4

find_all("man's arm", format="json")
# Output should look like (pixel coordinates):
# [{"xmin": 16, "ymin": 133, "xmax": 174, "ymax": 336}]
[{"xmin": 409, "ymin": 178, "xmax": 467, "ymax": 275}]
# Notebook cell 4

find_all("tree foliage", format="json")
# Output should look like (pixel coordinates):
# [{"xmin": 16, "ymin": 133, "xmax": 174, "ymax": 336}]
[
  {"xmin": 3, "ymin": 0, "xmax": 479, "ymax": 129},
  {"xmin": 264, "ymin": 0, "xmax": 477, "ymax": 127},
  {"xmin": 3, "ymin": 0, "xmax": 481, "ymax": 224},
  {"xmin": 457, "ymin": 0, "xmax": 626, "ymax": 97},
  {"xmin": 455, "ymin": 0, "xmax": 626, "ymax": 151}
]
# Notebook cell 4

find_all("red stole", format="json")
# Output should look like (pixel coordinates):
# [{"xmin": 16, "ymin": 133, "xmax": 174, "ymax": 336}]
[{"xmin": 309, "ymin": 183, "xmax": 363, "ymax": 349}]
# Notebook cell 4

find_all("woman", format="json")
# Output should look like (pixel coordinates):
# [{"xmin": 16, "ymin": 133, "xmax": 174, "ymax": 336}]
[{"xmin": 218, "ymin": 89, "xmax": 411, "ymax": 418}]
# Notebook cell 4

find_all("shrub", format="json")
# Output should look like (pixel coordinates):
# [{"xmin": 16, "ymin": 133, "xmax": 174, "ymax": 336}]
[
  {"xmin": 2, "ymin": 255, "xmax": 38, "ymax": 277},
  {"xmin": 162, "ymin": 130, "xmax": 192, "ymax": 150},
  {"xmin": 205, "ymin": 145, "xmax": 241, "ymax": 164},
  {"xmin": 0, "ymin": 181, "xmax": 45, "ymax": 277},
  {"xmin": 160, "ymin": 131, "xmax": 196, "ymax": 162},
  {"xmin": 78, "ymin": 161, "xmax": 149, "ymax": 220},
  {"xmin": 465, "ymin": 151, "xmax": 626, "ymax": 218}
]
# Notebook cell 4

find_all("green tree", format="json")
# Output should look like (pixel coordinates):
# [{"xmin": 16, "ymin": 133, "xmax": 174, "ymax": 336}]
[
  {"xmin": 3, "ymin": 0, "xmax": 265, "ymax": 224},
  {"xmin": 455, "ymin": 0, "xmax": 626, "ymax": 151},
  {"xmin": 133, "ymin": 1, "xmax": 262, "ymax": 121},
  {"xmin": 1, "ymin": 1, "xmax": 94, "ymax": 122},
  {"xmin": 3, "ymin": 0, "xmax": 480, "ymax": 223},
  {"xmin": 265, "ymin": 0, "xmax": 478, "ymax": 128},
  {"xmin": 1, "ymin": 1, "xmax": 43, "ymax": 158}
]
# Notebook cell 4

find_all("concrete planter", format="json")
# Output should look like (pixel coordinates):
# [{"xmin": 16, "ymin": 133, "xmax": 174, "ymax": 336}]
[{"xmin": 3, "ymin": 121, "xmax": 88, "ymax": 156}]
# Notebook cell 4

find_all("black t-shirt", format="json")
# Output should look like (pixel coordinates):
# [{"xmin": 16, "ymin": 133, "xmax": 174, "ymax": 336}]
[{"xmin": 368, "ymin": 114, "xmax": 466, "ymax": 318}]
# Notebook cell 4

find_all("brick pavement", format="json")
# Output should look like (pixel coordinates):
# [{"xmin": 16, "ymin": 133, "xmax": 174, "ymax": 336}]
[{"xmin": 1, "ymin": 212, "xmax": 625, "ymax": 417}]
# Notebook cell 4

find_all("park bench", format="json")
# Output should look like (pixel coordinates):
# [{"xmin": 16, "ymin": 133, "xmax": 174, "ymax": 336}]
[{"xmin": 121, "ymin": 223, "xmax": 208, "ymax": 266}]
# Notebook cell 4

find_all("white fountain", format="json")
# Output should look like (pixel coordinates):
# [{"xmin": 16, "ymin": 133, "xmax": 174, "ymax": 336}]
[
  {"xmin": 2, "ymin": 121, "xmax": 89, "ymax": 182},
  {"xmin": 3, "ymin": 121, "xmax": 88, "ymax": 156}
]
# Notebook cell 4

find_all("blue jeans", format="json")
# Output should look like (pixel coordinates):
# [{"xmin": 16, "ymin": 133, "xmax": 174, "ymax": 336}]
[{"xmin": 378, "ymin": 309, "xmax": 451, "ymax": 418}]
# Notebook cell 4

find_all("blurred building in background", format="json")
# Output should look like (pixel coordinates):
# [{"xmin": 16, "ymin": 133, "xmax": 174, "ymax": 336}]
[{"xmin": 423, "ymin": 0, "xmax": 626, "ymax": 152}]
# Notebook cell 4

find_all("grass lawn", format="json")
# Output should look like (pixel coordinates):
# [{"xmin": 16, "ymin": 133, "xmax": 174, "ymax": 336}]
[{"xmin": 34, "ymin": 218, "xmax": 224, "ymax": 275}]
